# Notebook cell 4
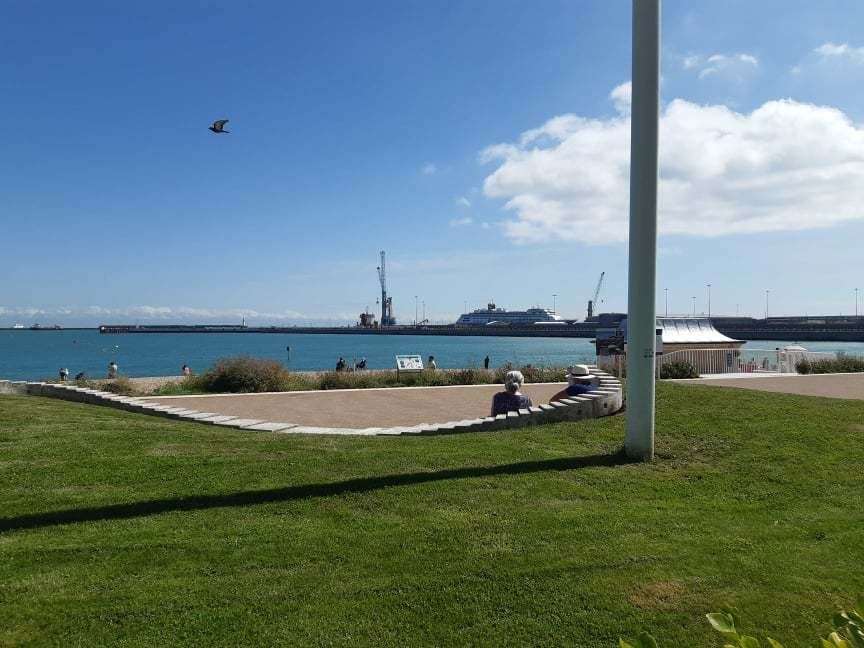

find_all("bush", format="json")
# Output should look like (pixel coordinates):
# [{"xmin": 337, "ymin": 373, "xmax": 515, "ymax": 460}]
[
  {"xmin": 659, "ymin": 361, "xmax": 699, "ymax": 380},
  {"xmin": 153, "ymin": 358, "xmax": 578, "ymax": 394},
  {"xmin": 796, "ymin": 352, "xmax": 864, "ymax": 374},
  {"xmin": 193, "ymin": 356, "xmax": 314, "ymax": 393},
  {"xmin": 102, "ymin": 376, "xmax": 137, "ymax": 396},
  {"xmin": 620, "ymin": 599, "xmax": 864, "ymax": 647}
]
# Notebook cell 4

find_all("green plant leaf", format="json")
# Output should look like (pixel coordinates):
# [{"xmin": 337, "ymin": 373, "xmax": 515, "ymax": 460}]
[
  {"xmin": 766, "ymin": 638, "xmax": 785, "ymax": 648},
  {"xmin": 634, "ymin": 632, "xmax": 659, "ymax": 648},
  {"xmin": 707, "ymin": 613, "xmax": 737, "ymax": 635},
  {"xmin": 619, "ymin": 640, "xmax": 634, "ymax": 648},
  {"xmin": 739, "ymin": 635, "xmax": 761, "ymax": 648},
  {"xmin": 825, "ymin": 632, "xmax": 852, "ymax": 648}
]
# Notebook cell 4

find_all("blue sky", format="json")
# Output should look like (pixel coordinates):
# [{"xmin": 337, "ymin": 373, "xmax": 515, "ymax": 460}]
[{"xmin": 3, "ymin": 0, "xmax": 864, "ymax": 325}]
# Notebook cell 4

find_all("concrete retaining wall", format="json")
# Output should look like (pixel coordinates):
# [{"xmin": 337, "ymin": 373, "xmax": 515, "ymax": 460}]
[{"xmin": 0, "ymin": 369, "xmax": 623, "ymax": 436}]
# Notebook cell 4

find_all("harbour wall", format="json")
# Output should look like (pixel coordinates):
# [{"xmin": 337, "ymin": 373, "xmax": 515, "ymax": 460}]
[{"xmin": 97, "ymin": 320, "xmax": 864, "ymax": 342}]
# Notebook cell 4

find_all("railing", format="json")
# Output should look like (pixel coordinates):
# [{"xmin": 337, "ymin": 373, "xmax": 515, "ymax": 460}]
[{"xmin": 597, "ymin": 348, "xmax": 839, "ymax": 378}]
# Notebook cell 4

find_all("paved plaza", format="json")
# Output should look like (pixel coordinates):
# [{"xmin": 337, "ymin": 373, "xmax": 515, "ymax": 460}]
[
  {"xmin": 143, "ymin": 383, "xmax": 569, "ymax": 429},
  {"xmin": 682, "ymin": 372, "xmax": 864, "ymax": 400}
]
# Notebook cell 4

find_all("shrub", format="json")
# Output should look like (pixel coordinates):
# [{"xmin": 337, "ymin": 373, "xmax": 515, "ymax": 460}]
[
  {"xmin": 659, "ymin": 361, "xmax": 699, "ymax": 380},
  {"xmin": 796, "ymin": 352, "xmax": 864, "ymax": 374},
  {"xmin": 619, "ymin": 598, "xmax": 864, "ymax": 647},
  {"xmin": 102, "ymin": 376, "xmax": 137, "ymax": 396},
  {"xmin": 194, "ymin": 356, "xmax": 314, "ymax": 393}
]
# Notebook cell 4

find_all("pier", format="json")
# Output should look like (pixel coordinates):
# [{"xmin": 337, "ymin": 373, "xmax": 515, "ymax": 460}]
[{"xmin": 96, "ymin": 315, "xmax": 864, "ymax": 342}]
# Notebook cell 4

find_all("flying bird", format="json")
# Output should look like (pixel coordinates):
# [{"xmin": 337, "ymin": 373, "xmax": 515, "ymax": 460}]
[{"xmin": 209, "ymin": 119, "xmax": 229, "ymax": 134}]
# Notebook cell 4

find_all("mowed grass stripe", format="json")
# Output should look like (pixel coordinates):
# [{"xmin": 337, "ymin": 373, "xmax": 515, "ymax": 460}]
[{"xmin": 0, "ymin": 385, "xmax": 862, "ymax": 646}]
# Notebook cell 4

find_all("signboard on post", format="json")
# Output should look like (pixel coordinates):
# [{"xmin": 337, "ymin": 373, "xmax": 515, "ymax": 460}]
[
  {"xmin": 655, "ymin": 328, "xmax": 664, "ymax": 355},
  {"xmin": 395, "ymin": 355, "xmax": 423, "ymax": 377}
]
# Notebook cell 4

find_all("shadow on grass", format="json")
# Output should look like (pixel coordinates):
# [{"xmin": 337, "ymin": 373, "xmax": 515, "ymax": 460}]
[{"xmin": 0, "ymin": 450, "xmax": 632, "ymax": 534}]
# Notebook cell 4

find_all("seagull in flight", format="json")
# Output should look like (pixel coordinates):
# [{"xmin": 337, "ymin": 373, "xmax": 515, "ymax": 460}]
[{"xmin": 209, "ymin": 119, "xmax": 229, "ymax": 134}]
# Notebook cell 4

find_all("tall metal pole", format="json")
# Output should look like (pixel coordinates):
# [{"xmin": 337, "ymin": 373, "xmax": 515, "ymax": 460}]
[
  {"xmin": 625, "ymin": 0, "xmax": 660, "ymax": 462},
  {"xmin": 765, "ymin": 289, "xmax": 770, "ymax": 319},
  {"xmin": 664, "ymin": 288, "xmax": 668, "ymax": 317},
  {"xmin": 692, "ymin": 296, "xmax": 696, "ymax": 315},
  {"xmin": 707, "ymin": 283, "xmax": 711, "ymax": 318},
  {"xmin": 856, "ymin": 288, "xmax": 859, "ymax": 318},
  {"xmin": 553, "ymin": 293, "xmax": 557, "ymax": 313},
  {"xmin": 414, "ymin": 296, "xmax": 418, "ymax": 326}
]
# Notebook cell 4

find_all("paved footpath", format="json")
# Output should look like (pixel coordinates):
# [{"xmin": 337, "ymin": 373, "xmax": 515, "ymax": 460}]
[
  {"xmin": 680, "ymin": 372, "xmax": 864, "ymax": 400},
  {"xmin": 143, "ymin": 383, "xmax": 568, "ymax": 429}
]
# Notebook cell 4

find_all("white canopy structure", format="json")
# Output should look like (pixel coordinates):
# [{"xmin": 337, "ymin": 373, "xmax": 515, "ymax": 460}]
[{"xmin": 657, "ymin": 317, "xmax": 741, "ymax": 345}]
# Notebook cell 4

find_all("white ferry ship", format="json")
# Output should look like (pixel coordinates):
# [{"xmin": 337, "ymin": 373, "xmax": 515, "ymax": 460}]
[{"xmin": 455, "ymin": 302, "xmax": 564, "ymax": 326}]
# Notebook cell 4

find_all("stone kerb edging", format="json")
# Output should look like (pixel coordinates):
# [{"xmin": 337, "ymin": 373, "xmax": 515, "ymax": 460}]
[{"xmin": 0, "ymin": 369, "xmax": 623, "ymax": 436}]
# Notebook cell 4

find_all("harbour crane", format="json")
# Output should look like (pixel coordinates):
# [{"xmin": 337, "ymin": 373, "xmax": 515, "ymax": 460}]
[
  {"xmin": 587, "ymin": 271, "xmax": 605, "ymax": 319},
  {"xmin": 376, "ymin": 251, "xmax": 395, "ymax": 327}
]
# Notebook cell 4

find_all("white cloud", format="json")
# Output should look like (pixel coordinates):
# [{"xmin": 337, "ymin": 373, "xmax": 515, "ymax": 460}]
[
  {"xmin": 814, "ymin": 42, "xmax": 864, "ymax": 64},
  {"xmin": 421, "ymin": 162, "xmax": 438, "ymax": 175},
  {"xmin": 481, "ymin": 89, "xmax": 864, "ymax": 244},
  {"xmin": 456, "ymin": 196, "xmax": 471, "ymax": 208},
  {"xmin": 682, "ymin": 52, "xmax": 759, "ymax": 79},
  {"xmin": 0, "ymin": 305, "xmax": 352, "ymax": 325},
  {"xmin": 610, "ymin": 81, "xmax": 632, "ymax": 115},
  {"xmin": 449, "ymin": 216, "xmax": 473, "ymax": 227}
]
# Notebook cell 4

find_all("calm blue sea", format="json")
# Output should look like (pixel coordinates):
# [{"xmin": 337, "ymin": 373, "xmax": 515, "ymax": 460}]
[{"xmin": 2, "ymin": 330, "xmax": 863, "ymax": 381}]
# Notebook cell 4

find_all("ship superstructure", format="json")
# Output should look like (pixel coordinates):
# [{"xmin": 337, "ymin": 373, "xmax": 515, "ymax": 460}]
[{"xmin": 455, "ymin": 302, "xmax": 564, "ymax": 326}]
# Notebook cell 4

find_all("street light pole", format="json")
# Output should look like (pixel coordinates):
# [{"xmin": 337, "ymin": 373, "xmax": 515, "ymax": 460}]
[
  {"xmin": 692, "ymin": 296, "xmax": 696, "ymax": 316},
  {"xmin": 856, "ymin": 288, "xmax": 859, "ymax": 318},
  {"xmin": 765, "ymin": 289, "xmax": 770, "ymax": 320},
  {"xmin": 414, "ymin": 295, "xmax": 418, "ymax": 326},
  {"xmin": 422, "ymin": 300, "xmax": 426, "ymax": 323},
  {"xmin": 552, "ymin": 293, "xmax": 557, "ymax": 314},
  {"xmin": 625, "ymin": 0, "xmax": 660, "ymax": 462},
  {"xmin": 664, "ymin": 287, "xmax": 668, "ymax": 317},
  {"xmin": 707, "ymin": 283, "xmax": 711, "ymax": 318}
]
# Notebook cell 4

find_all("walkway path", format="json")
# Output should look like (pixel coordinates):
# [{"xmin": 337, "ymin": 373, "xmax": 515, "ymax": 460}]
[
  {"xmin": 679, "ymin": 372, "xmax": 864, "ymax": 400},
  {"xmin": 143, "ymin": 383, "xmax": 568, "ymax": 429}
]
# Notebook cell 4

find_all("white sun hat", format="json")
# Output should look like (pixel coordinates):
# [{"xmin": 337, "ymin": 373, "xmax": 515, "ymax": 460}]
[{"xmin": 566, "ymin": 364, "xmax": 594, "ymax": 380}]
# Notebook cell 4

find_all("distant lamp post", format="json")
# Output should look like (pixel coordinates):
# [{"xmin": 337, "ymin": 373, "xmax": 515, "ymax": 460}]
[
  {"xmin": 414, "ymin": 295, "xmax": 418, "ymax": 326},
  {"xmin": 765, "ymin": 289, "xmax": 770, "ymax": 320},
  {"xmin": 707, "ymin": 283, "xmax": 712, "ymax": 318},
  {"xmin": 552, "ymin": 293, "xmax": 558, "ymax": 314},
  {"xmin": 664, "ymin": 288, "xmax": 668, "ymax": 317},
  {"xmin": 691, "ymin": 296, "xmax": 696, "ymax": 316},
  {"xmin": 856, "ymin": 288, "xmax": 859, "ymax": 318},
  {"xmin": 422, "ymin": 300, "xmax": 426, "ymax": 323}
]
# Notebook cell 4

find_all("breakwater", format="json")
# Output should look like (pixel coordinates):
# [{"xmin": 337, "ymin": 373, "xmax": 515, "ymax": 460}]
[
  {"xmin": 97, "ymin": 317, "xmax": 864, "ymax": 342},
  {"xmin": 98, "ymin": 324, "xmax": 601, "ymax": 338}
]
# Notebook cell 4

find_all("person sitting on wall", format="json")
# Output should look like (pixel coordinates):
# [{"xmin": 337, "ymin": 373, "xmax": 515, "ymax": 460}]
[
  {"xmin": 335, "ymin": 357, "xmax": 347, "ymax": 372},
  {"xmin": 549, "ymin": 364, "xmax": 597, "ymax": 402},
  {"xmin": 491, "ymin": 370, "xmax": 533, "ymax": 416},
  {"xmin": 427, "ymin": 355, "xmax": 437, "ymax": 370}
]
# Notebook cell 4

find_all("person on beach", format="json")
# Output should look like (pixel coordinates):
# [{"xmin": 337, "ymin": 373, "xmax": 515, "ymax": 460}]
[
  {"xmin": 484, "ymin": 355, "xmax": 490, "ymax": 370},
  {"xmin": 427, "ymin": 355, "xmax": 437, "ymax": 370},
  {"xmin": 491, "ymin": 370, "xmax": 532, "ymax": 416},
  {"xmin": 107, "ymin": 361, "xmax": 118, "ymax": 379},
  {"xmin": 549, "ymin": 365, "xmax": 597, "ymax": 402},
  {"xmin": 181, "ymin": 364, "xmax": 192, "ymax": 376},
  {"xmin": 74, "ymin": 371, "xmax": 86, "ymax": 381},
  {"xmin": 356, "ymin": 358, "xmax": 367, "ymax": 370},
  {"xmin": 335, "ymin": 357, "xmax": 347, "ymax": 372},
  {"xmin": 59, "ymin": 367, "xmax": 69, "ymax": 382}
]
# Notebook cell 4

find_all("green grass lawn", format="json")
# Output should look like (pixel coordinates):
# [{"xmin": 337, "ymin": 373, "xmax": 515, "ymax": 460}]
[{"xmin": 1, "ymin": 384, "xmax": 862, "ymax": 646}]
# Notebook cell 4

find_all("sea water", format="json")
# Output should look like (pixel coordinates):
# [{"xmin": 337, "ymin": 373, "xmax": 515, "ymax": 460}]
[{"xmin": 1, "ymin": 330, "xmax": 863, "ymax": 381}]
